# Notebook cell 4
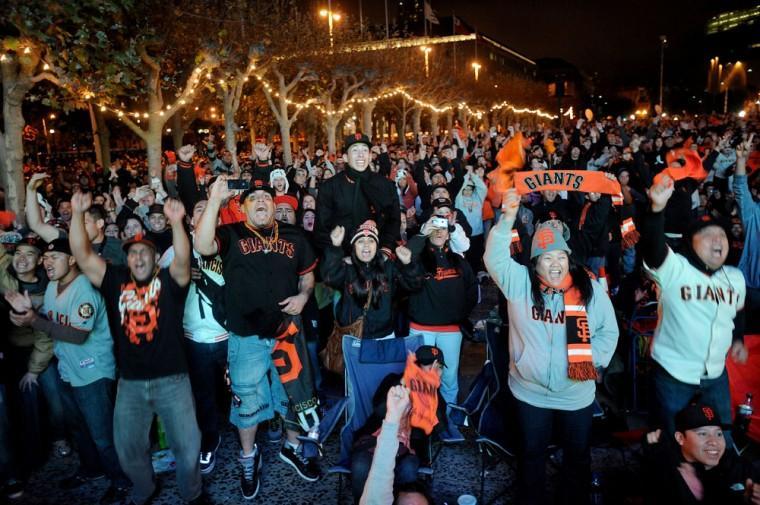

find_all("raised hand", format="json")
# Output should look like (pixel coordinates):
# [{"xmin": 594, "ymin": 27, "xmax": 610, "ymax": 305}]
[
  {"xmin": 70, "ymin": 191, "xmax": 92, "ymax": 214},
  {"xmin": 254, "ymin": 142, "xmax": 271, "ymax": 162},
  {"xmin": 649, "ymin": 175, "xmax": 675, "ymax": 213},
  {"xmin": 330, "ymin": 225, "xmax": 345, "ymax": 247},
  {"xmin": 178, "ymin": 145, "xmax": 195, "ymax": 163},
  {"xmin": 501, "ymin": 188, "xmax": 520, "ymax": 222},
  {"xmin": 395, "ymin": 245, "xmax": 412, "ymax": 265},
  {"xmin": 4, "ymin": 290, "xmax": 33, "ymax": 314},
  {"xmin": 385, "ymin": 384, "xmax": 411, "ymax": 424},
  {"xmin": 209, "ymin": 175, "xmax": 234, "ymax": 203},
  {"xmin": 27, "ymin": 172, "xmax": 49, "ymax": 191},
  {"xmin": 163, "ymin": 198, "xmax": 186, "ymax": 225}
]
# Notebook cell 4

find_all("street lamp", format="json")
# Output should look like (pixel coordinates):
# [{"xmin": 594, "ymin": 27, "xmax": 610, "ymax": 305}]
[
  {"xmin": 421, "ymin": 46, "xmax": 431, "ymax": 78},
  {"xmin": 319, "ymin": 6, "xmax": 341, "ymax": 49},
  {"xmin": 471, "ymin": 61, "xmax": 481, "ymax": 81},
  {"xmin": 658, "ymin": 35, "xmax": 667, "ymax": 109}
]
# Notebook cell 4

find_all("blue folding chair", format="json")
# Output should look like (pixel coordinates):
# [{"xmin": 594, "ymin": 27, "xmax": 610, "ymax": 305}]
[{"xmin": 328, "ymin": 334, "xmax": 424, "ymax": 503}]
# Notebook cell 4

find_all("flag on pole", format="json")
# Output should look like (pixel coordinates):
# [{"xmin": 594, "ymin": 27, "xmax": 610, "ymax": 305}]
[
  {"xmin": 424, "ymin": 1, "xmax": 440, "ymax": 24},
  {"xmin": 452, "ymin": 15, "xmax": 469, "ymax": 34}
]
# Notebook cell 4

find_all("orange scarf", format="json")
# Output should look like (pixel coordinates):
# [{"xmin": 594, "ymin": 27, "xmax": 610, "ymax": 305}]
[
  {"xmin": 653, "ymin": 148, "xmax": 707, "ymax": 184},
  {"xmin": 539, "ymin": 274, "xmax": 597, "ymax": 381},
  {"xmin": 401, "ymin": 352, "xmax": 441, "ymax": 435}
]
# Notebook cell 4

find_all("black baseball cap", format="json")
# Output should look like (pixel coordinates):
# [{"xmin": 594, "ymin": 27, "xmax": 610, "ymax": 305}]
[
  {"xmin": 121, "ymin": 233, "xmax": 157, "ymax": 252},
  {"xmin": 675, "ymin": 397, "xmax": 727, "ymax": 432},
  {"xmin": 17, "ymin": 233, "xmax": 45, "ymax": 252},
  {"xmin": 44, "ymin": 238, "xmax": 72, "ymax": 256},
  {"xmin": 344, "ymin": 132, "xmax": 372, "ymax": 150},
  {"xmin": 415, "ymin": 345, "xmax": 447, "ymax": 368},
  {"xmin": 431, "ymin": 197, "xmax": 453, "ymax": 210},
  {"xmin": 147, "ymin": 204, "xmax": 164, "ymax": 216},
  {"xmin": 239, "ymin": 179, "xmax": 275, "ymax": 204}
]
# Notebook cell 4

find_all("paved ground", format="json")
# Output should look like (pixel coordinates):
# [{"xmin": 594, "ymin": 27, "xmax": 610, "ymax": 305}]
[{"xmin": 10, "ymin": 282, "xmax": 658, "ymax": 504}]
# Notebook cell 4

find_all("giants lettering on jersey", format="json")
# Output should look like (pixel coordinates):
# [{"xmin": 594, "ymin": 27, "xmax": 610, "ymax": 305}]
[
  {"xmin": 199, "ymin": 256, "xmax": 223, "ymax": 276},
  {"xmin": 118, "ymin": 276, "xmax": 161, "ymax": 345},
  {"xmin": 531, "ymin": 306, "xmax": 566, "ymax": 324},
  {"xmin": 237, "ymin": 237, "xmax": 295, "ymax": 258},
  {"xmin": 47, "ymin": 311, "xmax": 70, "ymax": 326},
  {"xmin": 680, "ymin": 284, "xmax": 741, "ymax": 305}
]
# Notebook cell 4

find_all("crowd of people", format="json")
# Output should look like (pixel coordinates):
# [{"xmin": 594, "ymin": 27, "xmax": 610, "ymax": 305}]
[{"xmin": 0, "ymin": 112, "xmax": 759, "ymax": 505}]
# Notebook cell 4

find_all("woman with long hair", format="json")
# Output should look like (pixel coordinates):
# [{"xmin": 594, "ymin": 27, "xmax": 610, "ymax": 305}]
[
  {"xmin": 484, "ymin": 188, "xmax": 619, "ymax": 505},
  {"xmin": 405, "ymin": 216, "xmax": 478, "ymax": 441},
  {"xmin": 321, "ymin": 220, "xmax": 422, "ymax": 339}
]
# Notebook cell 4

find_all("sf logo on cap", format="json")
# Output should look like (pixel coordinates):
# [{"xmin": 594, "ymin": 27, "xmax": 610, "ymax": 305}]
[
  {"xmin": 536, "ymin": 228, "xmax": 555, "ymax": 250},
  {"xmin": 355, "ymin": 133, "xmax": 362, "ymax": 140},
  {"xmin": 702, "ymin": 407, "xmax": 715, "ymax": 421}
]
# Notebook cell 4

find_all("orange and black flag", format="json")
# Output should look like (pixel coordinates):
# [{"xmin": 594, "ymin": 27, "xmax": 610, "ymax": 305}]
[{"xmin": 488, "ymin": 131, "xmax": 529, "ymax": 195}]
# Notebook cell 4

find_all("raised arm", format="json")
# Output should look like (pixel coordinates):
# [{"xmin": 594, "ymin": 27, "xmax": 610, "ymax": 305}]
[
  {"xmin": 164, "ymin": 199, "xmax": 190, "ymax": 287},
  {"xmin": 69, "ymin": 192, "xmax": 106, "ymax": 288},
  {"xmin": 194, "ymin": 176, "xmax": 232, "ymax": 256},
  {"xmin": 25, "ymin": 174, "xmax": 60, "ymax": 242},
  {"xmin": 640, "ymin": 175, "xmax": 675, "ymax": 270},
  {"xmin": 733, "ymin": 134, "xmax": 758, "ymax": 222},
  {"xmin": 483, "ymin": 188, "xmax": 528, "ymax": 301}
]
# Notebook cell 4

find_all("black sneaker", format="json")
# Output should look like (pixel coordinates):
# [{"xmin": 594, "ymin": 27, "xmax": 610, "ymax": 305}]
[
  {"xmin": 199, "ymin": 435, "xmax": 222, "ymax": 475},
  {"xmin": 59, "ymin": 472, "xmax": 105, "ymax": 490},
  {"xmin": 4, "ymin": 479, "xmax": 24, "ymax": 500},
  {"xmin": 99, "ymin": 483, "xmax": 130, "ymax": 505},
  {"xmin": 279, "ymin": 443, "xmax": 320, "ymax": 482},
  {"xmin": 239, "ymin": 448, "xmax": 261, "ymax": 500}
]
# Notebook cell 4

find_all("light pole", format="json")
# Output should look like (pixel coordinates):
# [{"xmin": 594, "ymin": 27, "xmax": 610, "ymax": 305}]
[
  {"xmin": 659, "ymin": 35, "xmax": 667, "ymax": 110},
  {"xmin": 421, "ymin": 46, "xmax": 431, "ymax": 77},
  {"xmin": 319, "ymin": 5, "xmax": 341, "ymax": 49},
  {"xmin": 471, "ymin": 61, "xmax": 481, "ymax": 81}
]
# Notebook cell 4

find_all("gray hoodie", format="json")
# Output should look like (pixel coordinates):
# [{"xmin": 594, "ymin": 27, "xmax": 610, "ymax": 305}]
[{"xmin": 484, "ymin": 216, "xmax": 619, "ymax": 410}]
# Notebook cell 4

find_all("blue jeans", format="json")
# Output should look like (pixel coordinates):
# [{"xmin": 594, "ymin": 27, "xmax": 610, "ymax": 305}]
[
  {"xmin": 183, "ymin": 339, "xmax": 228, "ymax": 453},
  {"xmin": 515, "ymin": 398, "xmax": 593, "ymax": 505},
  {"xmin": 114, "ymin": 374, "xmax": 201, "ymax": 504},
  {"xmin": 622, "ymin": 246, "xmax": 636, "ymax": 275},
  {"xmin": 653, "ymin": 363, "xmax": 733, "ymax": 446},
  {"xmin": 58, "ymin": 377, "xmax": 129, "ymax": 487},
  {"xmin": 409, "ymin": 327, "xmax": 463, "ymax": 409},
  {"xmin": 227, "ymin": 333, "xmax": 288, "ymax": 430},
  {"xmin": 0, "ymin": 384, "xmax": 12, "ymax": 481}
]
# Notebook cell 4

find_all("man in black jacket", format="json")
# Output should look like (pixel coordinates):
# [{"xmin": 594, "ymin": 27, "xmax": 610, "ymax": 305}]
[{"xmin": 315, "ymin": 133, "xmax": 400, "ymax": 256}]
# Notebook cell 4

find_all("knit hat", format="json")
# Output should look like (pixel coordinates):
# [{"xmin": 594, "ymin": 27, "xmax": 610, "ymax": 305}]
[
  {"xmin": 530, "ymin": 223, "xmax": 572, "ymax": 259},
  {"xmin": 269, "ymin": 168, "xmax": 289, "ymax": 193},
  {"xmin": 675, "ymin": 397, "xmax": 726, "ymax": 432},
  {"xmin": 344, "ymin": 132, "xmax": 372, "ymax": 151},
  {"xmin": 44, "ymin": 238, "xmax": 71, "ymax": 256},
  {"xmin": 415, "ymin": 345, "xmax": 447, "ymax": 368},
  {"xmin": 350, "ymin": 220, "xmax": 379, "ymax": 244},
  {"xmin": 274, "ymin": 194, "xmax": 299, "ymax": 211}
]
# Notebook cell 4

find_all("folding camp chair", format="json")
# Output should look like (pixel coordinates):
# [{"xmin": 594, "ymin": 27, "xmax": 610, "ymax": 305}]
[
  {"xmin": 628, "ymin": 301, "xmax": 658, "ymax": 413},
  {"xmin": 327, "ymin": 334, "xmax": 424, "ymax": 504}
]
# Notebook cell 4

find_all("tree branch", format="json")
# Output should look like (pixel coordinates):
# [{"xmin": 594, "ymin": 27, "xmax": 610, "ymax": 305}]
[{"xmin": 30, "ymin": 72, "xmax": 60, "ymax": 85}]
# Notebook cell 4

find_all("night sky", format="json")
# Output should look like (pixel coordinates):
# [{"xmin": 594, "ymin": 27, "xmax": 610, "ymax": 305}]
[{"xmin": 357, "ymin": 0, "xmax": 755, "ymax": 93}]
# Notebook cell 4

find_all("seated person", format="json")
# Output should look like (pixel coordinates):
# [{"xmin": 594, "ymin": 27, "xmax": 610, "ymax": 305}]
[
  {"xmin": 351, "ymin": 346, "xmax": 447, "ymax": 503},
  {"xmin": 643, "ymin": 397, "xmax": 760, "ymax": 505}
]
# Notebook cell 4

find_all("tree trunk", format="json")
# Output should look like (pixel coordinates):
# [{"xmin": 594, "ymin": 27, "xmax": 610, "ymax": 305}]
[
  {"xmin": 326, "ymin": 116, "xmax": 339, "ymax": 155},
  {"xmin": 361, "ymin": 101, "xmax": 375, "ymax": 140},
  {"xmin": 446, "ymin": 112, "xmax": 453, "ymax": 134},
  {"xmin": 430, "ymin": 111, "xmax": 439, "ymax": 136},
  {"xmin": 247, "ymin": 109, "xmax": 256, "ymax": 148},
  {"xmin": 279, "ymin": 120, "xmax": 293, "ymax": 166},
  {"xmin": 1, "ymin": 71, "xmax": 33, "ymax": 221},
  {"xmin": 223, "ymin": 93, "xmax": 240, "ymax": 173},
  {"xmin": 95, "ymin": 107, "xmax": 111, "ymax": 170},
  {"xmin": 412, "ymin": 108, "xmax": 422, "ymax": 139},
  {"xmin": 145, "ymin": 125, "xmax": 163, "ymax": 180},
  {"xmin": 88, "ymin": 104, "xmax": 103, "ymax": 168},
  {"xmin": 171, "ymin": 113, "xmax": 184, "ymax": 150}
]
